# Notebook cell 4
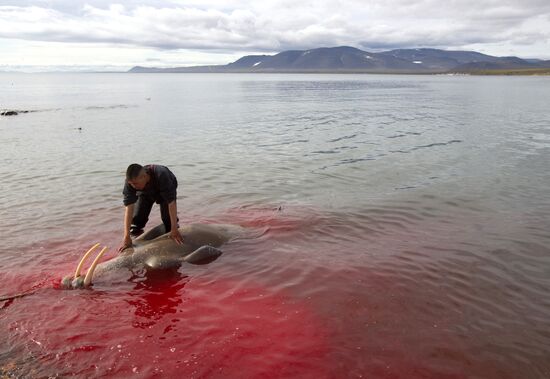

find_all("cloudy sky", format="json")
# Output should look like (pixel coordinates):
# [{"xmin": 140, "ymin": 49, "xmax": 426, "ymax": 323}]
[{"xmin": 1, "ymin": 0, "xmax": 549, "ymax": 71}]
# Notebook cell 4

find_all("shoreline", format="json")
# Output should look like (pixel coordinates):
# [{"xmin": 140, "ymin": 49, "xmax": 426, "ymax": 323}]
[{"xmin": 2, "ymin": 69, "xmax": 550, "ymax": 76}]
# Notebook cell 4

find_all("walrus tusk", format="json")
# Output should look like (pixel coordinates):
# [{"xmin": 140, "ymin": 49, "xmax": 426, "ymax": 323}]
[
  {"xmin": 74, "ymin": 243, "xmax": 100, "ymax": 279},
  {"xmin": 83, "ymin": 246, "xmax": 108, "ymax": 287}
]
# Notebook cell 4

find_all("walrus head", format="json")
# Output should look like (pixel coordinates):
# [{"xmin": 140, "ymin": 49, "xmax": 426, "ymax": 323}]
[{"xmin": 61, "ymin": 243, "xmax": 108, "ymax": 289}]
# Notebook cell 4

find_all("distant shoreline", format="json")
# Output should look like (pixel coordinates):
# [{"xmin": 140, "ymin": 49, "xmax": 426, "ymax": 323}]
[
  {"xmin": 126, "ymin": 69, "xmax": 550, "ymax": 76},
  {"xmin": 452, "ymin": 68, "xmax": 550, "ymax": 76},
  {"xmin": 2, "ymin": 69, "xmax": 550, "ymax": 76}
]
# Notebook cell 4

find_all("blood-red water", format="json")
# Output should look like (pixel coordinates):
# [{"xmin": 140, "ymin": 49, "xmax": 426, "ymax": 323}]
[
  {"xmin": 1, "ymin": 204, "xmax": 549, "ymax": 378},
  {"xmin": 0, "ymin": 206, "xmax": 330, "ymax": 378},
  {"xmin": 5, "ymin": 276, "xmax": 329, "ymax": 378}
]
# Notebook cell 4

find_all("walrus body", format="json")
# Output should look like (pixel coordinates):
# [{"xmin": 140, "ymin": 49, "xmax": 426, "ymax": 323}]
[{"xmin": 62, "ymin": 223, "xmax": 244, "ymax": 288}]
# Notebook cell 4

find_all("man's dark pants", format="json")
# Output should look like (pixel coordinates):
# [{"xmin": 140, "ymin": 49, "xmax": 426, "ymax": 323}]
[{"xmin": 130, "ymin": 195, "xmax": 174, "ymax": 236}]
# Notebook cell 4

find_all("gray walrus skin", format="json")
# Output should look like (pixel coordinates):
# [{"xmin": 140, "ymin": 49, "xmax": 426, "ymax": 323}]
[{"xmin": 62, "ymin": 223, "xmax": 245, "ymax": 289}]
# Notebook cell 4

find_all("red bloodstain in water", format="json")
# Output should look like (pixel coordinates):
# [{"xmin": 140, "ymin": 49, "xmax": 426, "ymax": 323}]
[
  {"xmin": 2, "ymin": 270, "xmax": 331, "ymax": 379},
  {"xmin": 204, "ymin": 205, "xmax": 322, "ymax": 235}
]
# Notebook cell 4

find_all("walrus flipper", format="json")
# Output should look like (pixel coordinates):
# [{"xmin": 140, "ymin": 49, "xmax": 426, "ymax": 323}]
[
  {"xmin": 135, "ymin": 224, "xmax": 166, "ymax": 242},
  {"xmin": 183, "ymin": 246, "xmax": 223, "ymax": 265},
  {"xmin": 143, "ymin": 256, "xmax": 182, "ymax": 270}
]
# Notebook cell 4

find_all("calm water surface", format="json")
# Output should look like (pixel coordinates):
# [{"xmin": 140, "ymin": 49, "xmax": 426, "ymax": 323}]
[{"xmin": 1, "ymin": 73, "xmax": 550, "ymax": 378}]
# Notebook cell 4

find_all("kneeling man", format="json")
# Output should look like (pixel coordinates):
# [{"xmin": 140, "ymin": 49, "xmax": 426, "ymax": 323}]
[{"xmin": 118, "ymin": 163, "xmax": 184, "ymax": 252}]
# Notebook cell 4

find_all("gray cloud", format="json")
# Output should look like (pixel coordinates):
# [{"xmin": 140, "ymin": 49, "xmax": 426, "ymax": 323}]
[{"xmin": 0, "ymin": 0, "xmax": 549, "ymax": 58}]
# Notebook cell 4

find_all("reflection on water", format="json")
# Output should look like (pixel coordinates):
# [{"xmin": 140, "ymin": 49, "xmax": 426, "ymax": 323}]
[
  {"xmin": 1, "ymin": 73, "xmax": 550, "ymax": 378},
  {"xmin": 126, "ymin": 268, "xmax": 188, "ymax": 329}
]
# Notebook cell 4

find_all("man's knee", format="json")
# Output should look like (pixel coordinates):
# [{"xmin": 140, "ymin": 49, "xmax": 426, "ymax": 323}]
[{"xmin": 129, "ymin": 225, "xmax": 144, "ymax": 237}]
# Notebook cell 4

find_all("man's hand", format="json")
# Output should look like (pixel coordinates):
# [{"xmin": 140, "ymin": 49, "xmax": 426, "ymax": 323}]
[
  {"xmin": 167, "ymin": 201, "xmax": 182, "ymax": 245},
  {"xmin": 118, "ymin": 235, "xmax": 133, "ymax": 253},
  {"xmin": 170, "ymin": 229, "xmax": 184, "ymax": 245}
]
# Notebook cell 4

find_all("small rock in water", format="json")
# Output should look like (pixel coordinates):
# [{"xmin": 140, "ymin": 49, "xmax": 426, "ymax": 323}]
[{"xmin": 1, "ymin": 111, "xmax": 18, "ymax": 116}]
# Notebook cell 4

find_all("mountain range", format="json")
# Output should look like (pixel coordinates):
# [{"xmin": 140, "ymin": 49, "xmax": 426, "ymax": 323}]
[{"xmin": 129, "ymin": 46, "xmax": 550, "ymax": 74}]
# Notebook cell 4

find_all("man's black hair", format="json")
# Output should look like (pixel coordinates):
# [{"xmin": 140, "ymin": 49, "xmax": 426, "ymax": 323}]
[{"xmin": 126, "ymin": 163, "xmax": 143, "ymax": 180}]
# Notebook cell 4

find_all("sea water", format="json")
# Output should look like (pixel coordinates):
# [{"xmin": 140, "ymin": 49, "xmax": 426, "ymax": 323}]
[{"xmin": 1, "ymin": 73, "xmax": 549, "ymax": 378}]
